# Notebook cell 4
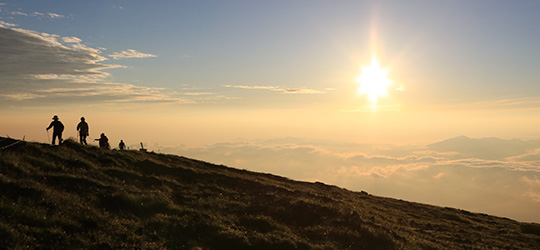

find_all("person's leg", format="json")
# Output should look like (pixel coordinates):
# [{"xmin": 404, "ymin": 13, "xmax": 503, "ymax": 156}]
[
  {"xmin": 52, "ymin": 133, "xmax": 57, "ymax": 145},
  {"xmin": 58, "ymin": 133, "xmax": 63, "ymax": 144}
]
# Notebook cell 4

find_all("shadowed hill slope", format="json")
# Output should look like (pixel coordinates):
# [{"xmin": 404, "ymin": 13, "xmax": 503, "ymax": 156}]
[{"xmin": 1, "ymin": 137, "xmax": 539, "ymax": 249}]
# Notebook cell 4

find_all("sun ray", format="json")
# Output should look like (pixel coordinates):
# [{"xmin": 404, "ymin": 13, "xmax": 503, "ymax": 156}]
[{"xmin": 356, "ymin": 57, "xmax": 393, "ymax": 105}]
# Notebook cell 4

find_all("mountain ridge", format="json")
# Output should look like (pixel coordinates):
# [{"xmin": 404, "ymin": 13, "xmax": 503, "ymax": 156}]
[
  {"xmin": 427, "ymin": 135, "xmax": 540, "ymax": 160},
  {"xmin": 1, "ymin": 137, "xmax": 539, "ymax": 249}
]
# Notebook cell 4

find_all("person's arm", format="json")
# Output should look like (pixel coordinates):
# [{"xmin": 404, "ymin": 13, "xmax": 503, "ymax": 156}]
[{"xmin": 46, "ymin": 121, "xmax": 53, "ymax": 130}]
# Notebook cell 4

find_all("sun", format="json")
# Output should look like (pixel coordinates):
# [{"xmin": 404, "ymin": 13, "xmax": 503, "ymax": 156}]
[{"xmin": 356, "ymin": 57, "xmax": 393, "ymax": 104}]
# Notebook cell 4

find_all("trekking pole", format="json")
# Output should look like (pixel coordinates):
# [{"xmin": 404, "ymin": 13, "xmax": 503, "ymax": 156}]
[{"xmin": 46, "ymin": 130, "xmax": 50, "ymax": 144}]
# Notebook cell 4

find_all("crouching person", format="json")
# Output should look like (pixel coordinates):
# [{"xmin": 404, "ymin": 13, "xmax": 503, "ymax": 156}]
[{"xmin": 95, "ymin": 133, "xmax": 110, "ymax": 149}]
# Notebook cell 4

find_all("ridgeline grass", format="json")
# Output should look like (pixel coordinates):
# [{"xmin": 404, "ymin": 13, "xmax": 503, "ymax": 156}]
[{"xmin": 1, "ymin": 137, "xmax": 539, "ymax": 249}]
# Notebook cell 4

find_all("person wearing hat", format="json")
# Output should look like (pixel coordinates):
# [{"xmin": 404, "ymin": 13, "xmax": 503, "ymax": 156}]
[
  {"xmin": 46, "ymin": 115, "xmax": 64, "ymax": 145},
  {"xmin": 77, "ymin": 117, "xmax": 89, "ymax": 145}
]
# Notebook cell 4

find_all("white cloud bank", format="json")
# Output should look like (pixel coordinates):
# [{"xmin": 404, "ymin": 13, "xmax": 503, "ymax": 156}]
[{"xmin": 162, "ymin": 136, "xmax": 540, "ymax": 223}]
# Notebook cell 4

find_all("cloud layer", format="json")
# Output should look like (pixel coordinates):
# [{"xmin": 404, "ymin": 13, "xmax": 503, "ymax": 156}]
[{"xmin": 164, "ymin": 136, "xmax": 540, "ymax": 223}]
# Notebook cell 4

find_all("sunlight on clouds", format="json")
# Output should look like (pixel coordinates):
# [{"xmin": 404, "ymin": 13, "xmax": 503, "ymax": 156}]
[
  {"xmin": 433, "ymin": 172, "xmax": 445, "ymax": 179},
  {"xmin": 224, "ymin": 84, "xmax": 325, "ymax": 94},
  {"xmin": 33, "ymin": 12, "xmax": 64, "ymax": 19},
  {"xmin": 29, "ymin": 73, "xmax": 120, "ymax": 83},
  {"xmin": 109, "ymin": 49, "xmax": 157, "ymax": 60},
  {"xmin": 523, "ymin": 176, "xmax": 540, "ymax": 186},
  {"xmin": 168, "ymin": 137, "xmax": 540, "ymax": 222},
  {"xmin": 182, "ymin": 92, "xmax": 214, "ymax": 96},
  {"xmin": 0, "ymin": 21, "xmax": 17, "ymax": 27},
  {"xmin": 61, "ymin": 36, "xmax": 82, "ymax": 43},
  {"xmin": 2, "ymin": 93, "xmax": 44, "ymax": 101},
  {"xmin": 523, "ymin": 192, "xmax": 540, "ymax": 203},
  {"xmin": 439, "ymin": 97, "xmax": 540, "ymax": 111},
  {"xmin": 0, "ymin": 26, "xmax": 184, "ymax": 106},
  {"xmin": 10, "ymin": 10, "xmax": 64, "ymax": 19}
]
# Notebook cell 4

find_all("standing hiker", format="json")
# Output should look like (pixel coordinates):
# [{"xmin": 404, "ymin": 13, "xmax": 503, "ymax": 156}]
[
  {"xmin": 76, "ymin": 117, "xmax": 89, "ymax": 145},
  {"xmin": 46, "ymin": 115, "xmax": 64, "ymax": 145},
  {"xmin": 119, "ymin": 140, "xmax": 126, "ymax": 150},
  {"xmin": 95, "ymin": 133, "xmax": 110, "ymax": 149}
]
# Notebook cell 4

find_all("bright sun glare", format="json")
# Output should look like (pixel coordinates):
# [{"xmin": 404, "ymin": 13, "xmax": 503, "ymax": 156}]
[{"xmin": 356, "ymin": 57, "xmax": 393, "ymax": 104}]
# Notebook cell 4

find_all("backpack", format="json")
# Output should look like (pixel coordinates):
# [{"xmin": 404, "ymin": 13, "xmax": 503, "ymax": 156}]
[{"xmin": 57, "ymin": 121, "xmax": 64, "ymax": 132}]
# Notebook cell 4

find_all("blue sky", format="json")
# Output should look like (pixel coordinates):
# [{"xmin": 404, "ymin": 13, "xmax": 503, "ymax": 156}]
[
  {"xmin": 2, "ymin": 0, "xmax": 540, "ymax": 109},
  {"xmin": 1, "ymin": 0, "xmax": 540, "ymax": 222}
]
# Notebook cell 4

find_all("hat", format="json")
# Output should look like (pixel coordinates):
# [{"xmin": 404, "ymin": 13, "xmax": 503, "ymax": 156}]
[
  {"xmin": 81, "ymin": 117, "xmax": 85, "ymax": 121},
  {"xmin": 52, "ymin": 115, "xmax": 59, "ymax": 120}
]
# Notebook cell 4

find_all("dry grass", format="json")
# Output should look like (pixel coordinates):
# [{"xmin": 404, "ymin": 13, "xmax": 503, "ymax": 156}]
[{"xmin": 1, "ymin": 137, "xmax": 539, "ymax": 249}]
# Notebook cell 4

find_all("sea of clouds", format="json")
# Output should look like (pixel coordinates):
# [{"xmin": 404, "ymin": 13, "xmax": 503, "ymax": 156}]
[{"xmin": 161, "ymin": 136, "xmax": 540, "ymax": 223}]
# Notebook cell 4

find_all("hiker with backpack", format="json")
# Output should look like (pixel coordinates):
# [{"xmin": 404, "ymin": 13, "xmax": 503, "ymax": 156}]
[
  {"xmin": 77, "ymin": 117, "xmax": 89, "ymax": 145},
  {"xmin": 46, "ymin": 115, "xmax": 64, "ymax": 145}
]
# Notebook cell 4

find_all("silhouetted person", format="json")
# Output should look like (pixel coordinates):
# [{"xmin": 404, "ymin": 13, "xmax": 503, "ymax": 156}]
[
  {"xmin": 46, "ymin": 115, "xmax": 64, "ymax": 145},
  {"xmin": 95, "ymin": 133, "xmax": 110, "ymax": 149},
  {"xmin": 77, "ymin": 117, "xmax": 89, "ymax": 145},
  {"xmin": 119, "ymin": 140, "xmax": 126, "ymax": 150}
]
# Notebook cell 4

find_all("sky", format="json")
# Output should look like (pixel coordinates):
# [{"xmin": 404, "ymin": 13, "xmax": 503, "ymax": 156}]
[{"xmin": 1, "ymin": 0, "xmax": 540, "ymax": 222}]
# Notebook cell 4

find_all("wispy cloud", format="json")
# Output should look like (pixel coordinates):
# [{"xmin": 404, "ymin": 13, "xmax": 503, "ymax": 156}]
[
  {"xmin": 61, "ymin": 36, "xmax": 82, "ymax": 43},
  {"xmin": 109, "ymin": 49, "xmax": 157, "ymax": 60},
  {"xmin": 33, "ymin": 11, "xmax": 64, "ymax": 19},
  {"xmin": 224, "ymin": 84, "xmax": 325, "ymax": 94},
  {"xmin": 1, "ymin": 27, "xmax": 113, "ymax": 78},
  {"xmin": 0, "ymin": 26, "xmax": 182, "ymax": 106},
  {"xmin": 11, "ymin": 11, "xmax": 28, "ymax": 16},
  {"xmin": 10, "ymin": 10, "xmax": 64, "ymax": 19},
  {"xmin": 0, "ymin": 21, "xmax": 16, "ymax": 27},
  {"xmin": 437, "ymin": 97, "xmax": 540, "ymax": 111}
]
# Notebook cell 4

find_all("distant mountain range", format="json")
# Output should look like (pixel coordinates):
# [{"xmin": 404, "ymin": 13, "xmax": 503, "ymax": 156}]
[
  {"xmin": 1, "ymin": 137, "xmax": 539, "ymax": 249},
  {"xmin": 428, "ymin": 136, "xmax": 540, "ymax": 160}
]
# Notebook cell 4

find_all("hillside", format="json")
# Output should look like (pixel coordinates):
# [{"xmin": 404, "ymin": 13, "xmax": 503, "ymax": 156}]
[{"xmin": 1, "ymin": 137, "xmax": 539, "ymax": 250}]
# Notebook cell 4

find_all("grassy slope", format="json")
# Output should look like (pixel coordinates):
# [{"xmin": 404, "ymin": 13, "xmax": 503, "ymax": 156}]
[{"xmin": 0, "ymin": 137, "xmax": 539, "ymax": 250}]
